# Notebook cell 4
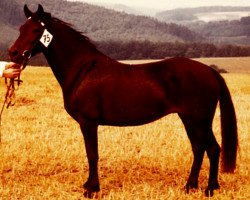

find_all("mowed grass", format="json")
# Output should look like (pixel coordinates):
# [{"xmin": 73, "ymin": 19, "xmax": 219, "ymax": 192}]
[{"xmin": 0, "ymin": 57, "xmax": 250, "ymax": 199}]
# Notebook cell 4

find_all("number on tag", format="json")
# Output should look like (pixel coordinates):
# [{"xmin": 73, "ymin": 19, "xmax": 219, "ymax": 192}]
[{"xmin": 40, "ymin": 29, "xmax": 53, "ymax": 47}]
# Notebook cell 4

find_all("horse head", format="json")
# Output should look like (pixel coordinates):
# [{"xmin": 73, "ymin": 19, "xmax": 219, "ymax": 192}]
[{"xmin": 9, "ymin": 4, "xmax": 52, "ymax": 64}]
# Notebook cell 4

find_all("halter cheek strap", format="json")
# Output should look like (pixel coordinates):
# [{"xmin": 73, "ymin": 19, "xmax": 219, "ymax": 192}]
[
  {"xmin": 39, "ymin": 20, "xmax": 53, "ymax": 48},
  {"xmin": 27, "ymin": 16, "xmax": 53, "ymax": 48}
]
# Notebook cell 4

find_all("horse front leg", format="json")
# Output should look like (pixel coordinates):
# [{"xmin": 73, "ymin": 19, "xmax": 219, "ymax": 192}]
[{"xmin": 80, "ymin": 122, "xmax": 100, "ymax": 198}]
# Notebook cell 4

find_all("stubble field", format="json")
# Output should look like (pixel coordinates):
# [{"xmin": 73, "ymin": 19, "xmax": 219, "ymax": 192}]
[{"xmin": 0, "ymin": 57, "xmax": 250, "ymax": 199}]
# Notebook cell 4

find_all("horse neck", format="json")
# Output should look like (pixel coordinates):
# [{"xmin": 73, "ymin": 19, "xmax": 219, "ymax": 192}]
[{"xmin": 43, "ymin": 21, "xmax": 107, "ymax": 91}]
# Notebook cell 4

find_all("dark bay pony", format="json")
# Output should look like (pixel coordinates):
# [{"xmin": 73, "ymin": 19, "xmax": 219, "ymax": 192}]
[{"xmin": 9, "ymin": 4, "xmax": 238, "ymax": 197}]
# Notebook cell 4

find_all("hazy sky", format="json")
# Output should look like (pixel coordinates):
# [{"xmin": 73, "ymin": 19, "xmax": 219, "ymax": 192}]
[{"xmin": 78, "ymin": 0, "xmax": 250, "ymax": 10}]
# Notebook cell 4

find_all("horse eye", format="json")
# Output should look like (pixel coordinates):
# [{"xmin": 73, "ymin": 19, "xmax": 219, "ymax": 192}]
[{"xmin": 33, "ymin": 29, "xmax": 40, "ymax": 33}]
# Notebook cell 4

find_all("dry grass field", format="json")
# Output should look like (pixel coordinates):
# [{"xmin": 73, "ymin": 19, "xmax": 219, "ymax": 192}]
[{"xmin": 0, "ymin": 57, "xmax": 249, "ymax": 199}]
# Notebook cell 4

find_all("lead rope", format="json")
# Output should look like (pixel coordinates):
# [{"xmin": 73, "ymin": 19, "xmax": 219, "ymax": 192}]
[
  {"xmin": 0, "ymin": 76, "xmax": 23, "ymax": 144},
  {"xmin": 0, "ymin": 54, "xmax": 29, "ymax": 143}
]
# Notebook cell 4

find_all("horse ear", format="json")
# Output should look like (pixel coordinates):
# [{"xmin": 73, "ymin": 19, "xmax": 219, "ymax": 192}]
[
  {"xmin": 36, "ymin": 4, "xmax": 51, "ymax": 20},
  {"xmin": 24, "ymin": 4, "xmax": 32, "ymax": 18},
  {"xmin": 37, "ymin": 4, "xmax": 44, "ymax": 16}
]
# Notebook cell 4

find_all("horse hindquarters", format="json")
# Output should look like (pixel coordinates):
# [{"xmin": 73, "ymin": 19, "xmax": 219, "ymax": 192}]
[
  {"xmin": 177, "ymin": 65, "xmax": 237, "ymax": 196},
  {"xmin": 175, "ymin": 64, "xmax": 222, "ymax": 196}
]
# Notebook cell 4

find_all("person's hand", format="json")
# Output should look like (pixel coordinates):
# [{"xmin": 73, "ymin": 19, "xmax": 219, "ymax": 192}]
[
  {"xmin": 5, "ymin": 62, "xmax": 21, "ymax": 69},
  {"xmin": 3, "ymin": 62, "xmax": 22, "ymax": 78}
]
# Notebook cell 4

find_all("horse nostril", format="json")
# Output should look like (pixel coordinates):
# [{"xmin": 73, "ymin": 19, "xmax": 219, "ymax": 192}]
[{"xmin": 9, "ymin": 49, "xmax": 19, "ymax": 58}]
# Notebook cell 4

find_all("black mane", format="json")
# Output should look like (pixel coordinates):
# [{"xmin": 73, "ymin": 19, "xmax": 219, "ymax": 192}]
[{"xmin": 50, "ymin": 17, "xmax": 96, "ymax": 48}]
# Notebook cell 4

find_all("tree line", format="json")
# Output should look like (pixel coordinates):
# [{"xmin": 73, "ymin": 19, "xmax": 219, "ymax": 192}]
[
  {"xmin": 97, "ymin": 40, "xmax": 250, "ymax": 59},
  {"xmin": 1, "ymin": 41, "xmax": 250, "ymax": 66}
]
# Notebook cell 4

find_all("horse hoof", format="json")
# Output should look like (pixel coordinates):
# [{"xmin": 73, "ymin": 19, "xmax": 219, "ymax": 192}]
[
  {"xmin": 83, "ymin": 182, "xmax": 100, "ymax": 198},
  {"xmin": 205, "ymin": 188, "xmax": 214, "ymax": 197},
  {"xmin": 84, "ymin": 190, "xmax": 94, "ymax": 198},
  {"xmin": 205, "ymin": 184, "xmax": 219, "ymax": 197},
  {"xmin": 84, "ymin": 190, "xmax": 99, "ymax": 199},
  {"xmin": 185, "ymin": 182, "xmax": 198, "ymax": 193}
]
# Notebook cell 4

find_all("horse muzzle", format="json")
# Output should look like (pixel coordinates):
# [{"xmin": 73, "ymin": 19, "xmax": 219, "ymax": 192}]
[{"xmin": 9, "ymin": 47, "xmax": 31, "ymax": 65}]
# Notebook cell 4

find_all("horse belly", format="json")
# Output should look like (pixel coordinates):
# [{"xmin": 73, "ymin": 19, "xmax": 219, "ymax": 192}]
[{"xmin": 100, "ymin": 82, "xmax": 177, "ymax": 126}]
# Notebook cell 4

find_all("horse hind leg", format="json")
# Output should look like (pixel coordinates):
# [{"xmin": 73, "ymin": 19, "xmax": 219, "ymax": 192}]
[
  {"xmin": 205, "ymin": 130, "xmax": 220, "ymax": 197},
  {"xmin": 186, "ymin": 141, "xmax": 205, "ymax": 193},
  {"xmin": 179, "ymin": 113, "xmax": 221, "ymax": 197},
  {"xmin": 179, "ymin": 114, "xmax": 206, "ymax": 193}
]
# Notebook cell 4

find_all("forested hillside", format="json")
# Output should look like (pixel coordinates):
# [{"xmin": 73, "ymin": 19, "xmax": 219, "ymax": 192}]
[
  {"xmin": 1, "ymin": 1, "xmax": 250, "ymax": 65},
  {"xmin": 156, "ymin": 6, "xmax": 250, "ymax": 45},
  {"xmin": 0, "ymin": 0, "xmax": 200, "ymax": 44},
  {"xmin": 187, "ymin": 17, "xmax": 250, "ymax": 45}
]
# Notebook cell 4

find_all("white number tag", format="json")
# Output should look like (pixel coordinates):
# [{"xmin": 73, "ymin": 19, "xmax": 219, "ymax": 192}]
[{"xmin": 40, "ymin": 29, "xmax": 53, "ymax": 47}]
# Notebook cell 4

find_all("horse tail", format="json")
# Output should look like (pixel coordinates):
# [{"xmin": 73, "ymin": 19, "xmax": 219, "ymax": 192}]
[{"xmin": 211, "ymin": 69, "xmax": 238, "ymax": 173}]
